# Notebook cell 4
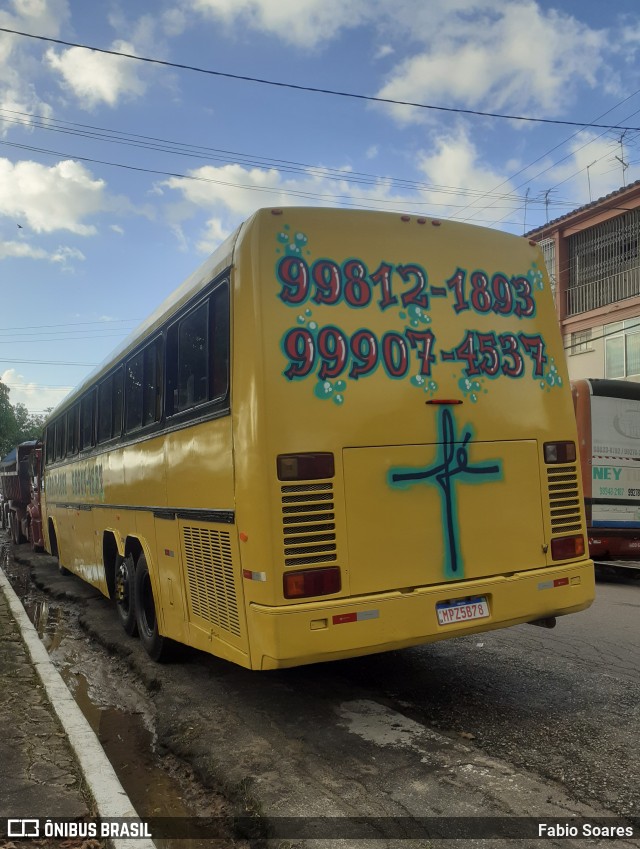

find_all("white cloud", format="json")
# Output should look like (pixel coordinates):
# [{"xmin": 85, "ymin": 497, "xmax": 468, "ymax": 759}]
[
  {"xmin": 0, "ymin": 240, "xmax": 49, "ymax": 260},
  {"xmin": 0, "ymin": 0, "xmax": 69, "ymax": 134},
  {"xmin": 163, "ymin": 162, "xmax": 403, "ymax": 251},
  {"xmin": 45, "ymin": 39, "xmax": 146, "ymax": 108},
  {"xmin": 0, "ymin": 158, "xmax": 107, "ymax": 234},
  {"xmin": 196, "ymin": 218, "xmax": 231, "ymax": 253},
  {"xmin": 0, "ymin": 239, "xmax": 85, "ymax": 264},
  {"xmin": 415, "ymin": 130, "xmax": 520, "ymax": 223},
  {"xmin": 374, "ymin": 44, "xmax": 394, "ymax": 60},
  {"xmin": 51, "ymin": 245, "xmax": 86, "ymax": 264},
  {"xmin": 6, "ymin": 0, "xmax": 70, "ymax": 33},
  {"xmin": 185, "ymin": 2, "xmax": 611, "ymax": 121},
  {"xmin": 189, "ymin": 0, "xmax": 371, "ymax": 48},
  {"xmin": 163, "ymin": 155, "xmax": 520, "ymax": 249},
  {"xmin": 164, "ymin": 163, "xmax": 286, "ymax": 217},
  {"xmin": 162, "ymin": 8, "xmax": 189, "ymax": 37},
  {"xmin": 376, "ymin": 3, "xmax": 608, "ymax": 124},
  {"xmin": 162, "ymin": 127, "xmax": 636, "ymax": 240},
  {"xmin": 0, "ymin": 368, "xmax": 70, "ymax": 414}
]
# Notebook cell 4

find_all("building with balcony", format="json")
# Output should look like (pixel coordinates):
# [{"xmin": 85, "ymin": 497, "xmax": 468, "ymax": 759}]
[{"xmin": 527, "ymin": 180, "xmax": 640, "ymax": 382}]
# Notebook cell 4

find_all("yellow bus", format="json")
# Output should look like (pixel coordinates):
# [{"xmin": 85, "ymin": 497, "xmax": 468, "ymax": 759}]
[{"xmin": 42, "ymin": 207, "xmax": 595, "ymax": 669}]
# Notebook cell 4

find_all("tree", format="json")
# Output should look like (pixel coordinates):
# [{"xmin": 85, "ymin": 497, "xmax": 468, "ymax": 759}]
[
  {"xmin": 13, "ymin": 402, "xmax": 47, "ymax": 442},
  {"xmin": 0, "ymin": 381, "xmax": 18, "ymax": 459},
  {"xmin": 0, "ymin": 380, "xmax": 47, "ymax": 459}
]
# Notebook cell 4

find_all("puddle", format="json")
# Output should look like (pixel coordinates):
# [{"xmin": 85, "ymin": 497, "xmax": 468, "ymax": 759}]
[
  {"xmin": 3, "ymin": 549, "xmax": 225, "ymax": 849},
  {"xmin": 60, "ymin": 670, "xmax": 214, "ymax": 848},
  {"xmin": 24, "ymin": 597, "xmax": 66, "ymax": 653}
]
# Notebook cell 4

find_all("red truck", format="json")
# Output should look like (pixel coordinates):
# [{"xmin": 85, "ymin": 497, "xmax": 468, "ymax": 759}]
[{"xmin": 0, "ymin": 440, "xmax": 44, "ymax": 550}]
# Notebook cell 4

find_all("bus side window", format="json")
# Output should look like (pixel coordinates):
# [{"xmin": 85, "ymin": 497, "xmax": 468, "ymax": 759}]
[
  {"xmin": 143, "ymin": 338, "xmax": 163, "ymax": 425},
  {"xmin": 45, "ymin": 425, "xmax": 54, "ymax": 465},
  {"xmin": 97, "ymin": 368, "xmax": 124, "ymax": 443},
  {"xmin": 66, "ymin": 404, "xmax": 79, "ymax": 456},
  {"xmin": 97, "ymin": 376, "xmax": 113, "ymax": 444},
  {"xmin": 165, "ymin": 278, "xmax": 229, "ymax": 418},
  {"xmin": 112, "ymin": 367, "xmax": 124, "ymax": 439},
  {"xmin": 211, "ymin": 282, "xmax": 230, "ymax": 401},
  {"xmin": 80, "ymin": 390, "xmax": 95, "ymax": 450},
  {"xmin": 126, "ymin": 338, "xmax": 162, "ymax": 432},
  {"xmin": 54, "ymin": 416, "xmax": 66, "ymax": 461},
  {"xmin": 126, "ymin": 350, "xmax": 144, "ymax": 432},
  {"xmin": 178, "ymin": 302, "xmax": 208, "ymax": 411}
]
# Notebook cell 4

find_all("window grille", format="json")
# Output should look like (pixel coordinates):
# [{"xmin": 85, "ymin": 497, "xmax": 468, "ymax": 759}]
[
  {"xmin": 569, "ymin": 329, "xmax": 592, "ymax": 355},
  {"xmin": 566, "ymin": 209, "xmax": 640, "ymax": 316},
  {"xmin": 539, "ymin": 238, "xmax": 557, "ymax": 301}
]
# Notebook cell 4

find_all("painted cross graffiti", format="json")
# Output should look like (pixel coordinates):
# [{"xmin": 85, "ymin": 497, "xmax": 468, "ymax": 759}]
[{"xmin": 388, "ymin": 406, "xmax": 503, "ymax": 579}]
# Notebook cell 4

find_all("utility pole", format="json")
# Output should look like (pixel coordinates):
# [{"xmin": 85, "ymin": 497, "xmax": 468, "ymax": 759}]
[
  {"xmin": 616, "ymin": 132, "xmax": 629, "ymax": 187},
  {"xmin": 523, "ymin": 187, "xmax": 530, "ymax": 234},
  {"xmin": 543, "ymin": 189, "xmax": 552, "ymax": 223}
]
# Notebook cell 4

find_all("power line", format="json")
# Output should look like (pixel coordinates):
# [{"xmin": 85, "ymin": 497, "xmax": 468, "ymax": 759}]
[
  {"xmin": 453, "ymin": 93, "xmax": 640, "ymax": 227},
  {"xmin": 2, "ymin": 383, "xmax": 72, "ymax": 390},
  {"xmin": 0, "ymin": 134, "xmax": 589, "ymax": 217},
  {"xmin": 0, "ymin": 358, "xmax": 97, "ymax": 366},
  {"xmin": 0, "ymin": 334, "xmax": 129, "ymax": 343},
  {"xmin": 4, "ymin": 27, "xmax": 640, "ymax": 133},
  {"xmin": 0, "ymin": 319, "xmax": 138, "ymax": 332},
  {"xmin": 6, "ymin": 108, "xmax": 618, "ymax": 221},
  {"xmin": 0, "ymin": 108, "xmax": 537, "ymax": 203},
  {"xmin": 2, "ymin": 137, "xmax": 564, "ymax": 214}
]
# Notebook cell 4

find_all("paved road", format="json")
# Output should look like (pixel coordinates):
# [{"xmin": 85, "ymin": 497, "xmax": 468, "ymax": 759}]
[
  {"xmin": 325, "ymin": 574, "xmax": 640, "ymax": 818},
  {"xmin": 7, "ymin": 547, "xmax": 640, "ymax": 847}
]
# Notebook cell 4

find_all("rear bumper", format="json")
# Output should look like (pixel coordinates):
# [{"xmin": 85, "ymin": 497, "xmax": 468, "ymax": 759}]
[{"xmin": 248, "ymin": 560, "xmax": 595, "ymax": 670}]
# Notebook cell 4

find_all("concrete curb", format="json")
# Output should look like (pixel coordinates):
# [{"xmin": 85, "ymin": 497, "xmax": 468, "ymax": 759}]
[{"xmin": 0, "ymin": 566, "xmax": 156, "ymax": 849}]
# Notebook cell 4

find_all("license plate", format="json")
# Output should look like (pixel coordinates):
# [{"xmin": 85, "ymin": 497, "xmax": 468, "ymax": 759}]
[{"xmin": 436, "ymin": 596, "xmax": 489, "ymax": 625}]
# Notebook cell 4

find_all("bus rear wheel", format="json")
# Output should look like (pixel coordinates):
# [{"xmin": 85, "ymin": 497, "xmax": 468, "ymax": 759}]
[
  {"xmin": 115, "ymin": 555, "xmax": 138, "ymax": 636},
  {"xmin": 134, "ymin": 553, "xmax": 173, "ymax": 662}
]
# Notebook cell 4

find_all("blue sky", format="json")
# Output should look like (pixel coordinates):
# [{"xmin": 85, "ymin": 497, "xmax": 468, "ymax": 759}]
[{"xmin": 2, "ymin": 0, "xmax": 640, "ymax": 415}]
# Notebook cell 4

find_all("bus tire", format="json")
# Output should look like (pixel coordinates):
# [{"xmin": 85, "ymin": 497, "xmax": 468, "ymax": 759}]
[
  {"xmin": 134, "ymin": 553, "xmax": 173, "ymax": 662},
  {"xmin": 115, "ymin": 555, "xmax": 138, "ymax": 637},
  {"xmin": 49, "ymin": 523, "xmax": 70, "ymax": 575}
]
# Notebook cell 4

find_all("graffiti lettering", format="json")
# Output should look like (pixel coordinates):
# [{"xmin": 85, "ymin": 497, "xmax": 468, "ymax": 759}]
[
  {"xmin": 282, "ymin": 326, "xmax": 547, "ymax": 383},
  {"xmin": 389, "ymin": 407, "xmax": 503, "ymax": 579},
  {"xmin": 275, "ymin": 231, "xmax": 559, "ymax": 404},
  {"xmin": 282, "ymin": 326, "xmax": 437, "ymax": 382}
]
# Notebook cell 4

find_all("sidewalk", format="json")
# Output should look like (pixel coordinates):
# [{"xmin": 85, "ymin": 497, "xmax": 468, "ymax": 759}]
[{"xmin": 0, "ymin": 540, "xmax": 155, "ymax": 849}]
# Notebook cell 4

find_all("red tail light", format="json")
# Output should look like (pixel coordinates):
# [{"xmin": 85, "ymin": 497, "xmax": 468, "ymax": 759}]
[
  {"xmin": 551, "ymin": 534, "xmax": 585, "ymax": 561},
  {"xmin": 544, "ymin": 441, "xmax": 576, "ymax": 464},
  {"xmin": 277, "ymin": 452, "xmax": 334, "ymax": 481},
  {"xmin": 284, "ymin": 567, "xmax": 341, "ymax": 599}
]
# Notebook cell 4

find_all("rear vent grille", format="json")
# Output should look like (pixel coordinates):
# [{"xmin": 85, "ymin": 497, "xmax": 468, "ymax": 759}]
[
  {"xmin": 281, "ymin": 482, "xmax": 337, "ymax": 567},
  {"xmin": 182, "ymin": 527, "xmax": 241, "ymax": 636},
  {"xmin": 547, "ymin": 465, "xmax": 582, "ymax": 534}
]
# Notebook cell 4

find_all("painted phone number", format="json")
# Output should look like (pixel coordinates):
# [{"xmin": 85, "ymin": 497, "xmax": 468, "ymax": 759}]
[{"xmin": 282, "ymin": 326, "xmax": 546, "ymax": 381}]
